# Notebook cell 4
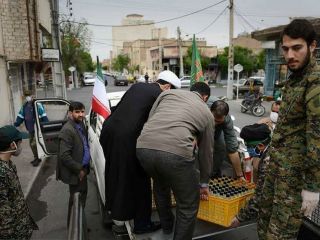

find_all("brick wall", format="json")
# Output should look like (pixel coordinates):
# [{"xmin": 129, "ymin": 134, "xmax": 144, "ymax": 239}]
[{"xmin": 0, "ymin": 0, "xmax": 40, "ymax": 61}]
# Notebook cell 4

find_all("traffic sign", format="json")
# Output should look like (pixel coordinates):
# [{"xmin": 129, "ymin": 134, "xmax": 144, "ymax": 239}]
[
  {"xmin": 68, "ymin": 66, "xmax": 76, "ymax": 72},
  {"xmin": 234, "ymin": 64, "xmax": 243, "ymax": 73}
]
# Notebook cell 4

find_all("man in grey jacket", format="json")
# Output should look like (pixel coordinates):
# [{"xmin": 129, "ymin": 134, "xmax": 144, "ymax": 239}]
[
  {"xmin": 57, "ymin": 101, "xmax": 90, "ymax": 226},
  {"xmin": 206, "ymin": 97, "xmax": 243, "ymax": 179},
  {"xmin": 136, "ymin": 82, "xmax": 215, "ymax": 240}
]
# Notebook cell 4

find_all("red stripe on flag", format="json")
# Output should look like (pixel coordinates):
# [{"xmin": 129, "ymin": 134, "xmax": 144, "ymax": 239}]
[{"xmin": 92, "ymin": 96, "xmax": 110, "ymax": 119}]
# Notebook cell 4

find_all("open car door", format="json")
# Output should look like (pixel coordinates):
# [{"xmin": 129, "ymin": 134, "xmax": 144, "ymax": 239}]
[{"xmin": 33, "ymin": 99, "xmax": 70, "ymax": 159}]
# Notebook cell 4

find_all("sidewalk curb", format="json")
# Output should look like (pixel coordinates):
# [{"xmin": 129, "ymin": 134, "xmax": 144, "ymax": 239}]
[{"xmin": 25, "ymin": 157, "xmax": 46, "ymax": 198}]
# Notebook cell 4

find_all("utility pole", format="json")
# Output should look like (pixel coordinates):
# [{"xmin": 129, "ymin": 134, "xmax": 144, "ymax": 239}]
[
  {"xmin": 177, "ymin": 27, "xmax": 184, "ymax": 78},
  {"xmin": 227, "ymin": 0, "xmax": 234, "ymax": 100},
  {"xmin": 52, "ymin": 0, "xmax": 67, "ymax": 99},
  {"xmin": 158, "ymin": 28, "xmax": 162, "ymax": 71}
]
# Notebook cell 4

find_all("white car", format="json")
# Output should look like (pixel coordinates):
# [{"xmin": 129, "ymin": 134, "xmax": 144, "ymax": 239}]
[
  {"xmin": 136, "ymin": 75, "xmax": 146, "ymax": 83},
  {"xmin": 82, "ymin": 73, "xmax": 96, "ymax": 86},
  {"xmin": 180, "ymin": 76, "xmax": 191, "ymax": 88},
  {"xmin": 33, "ymin": 91, "xmax": 126, "ymax": 225}
]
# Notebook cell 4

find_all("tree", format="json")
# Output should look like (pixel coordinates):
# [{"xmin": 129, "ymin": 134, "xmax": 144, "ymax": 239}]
[
  {"xmin": 102, "ymin": 65, "xmax": 109, "ymax": 71},
  {"xmin": 217, "ymin": 46, "xmax": 265, "ymax": 78},
  {"xmin": 256, "ymin": 50, "xmax": 266, "ymax": 70},
  {"xmin": 183, "ymin": 46, "xmax": 211, "ymax": 74},
  {"xmin": 60, "ymin": 17, "xmax": 93, "ymax": 75},
  {"xmin": 112, "ymin": 54, "xmax": 130, "ymax": 72}
]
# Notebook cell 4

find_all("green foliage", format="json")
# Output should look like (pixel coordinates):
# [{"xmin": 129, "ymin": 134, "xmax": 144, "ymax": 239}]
[
  {"xmin": 102, "ymin": 65, "xmax": 109, "ymax": 71},
  {"xmin": 60, "ymin": 17, "xmax": 93, "ymax": 75},
  {"xmin": 256, "ymin": 50, "xmax": 266, "ymax": 70},
  {"xmin": 183, "ymin": 46, "xmax": 212, "ymax": 73},
  {"xmin": 112, "ymin": 54, "xmax": 130, "ymax": 72},
  {"xmin": 217, "ymin": 46, "xmax": 266, "ymax": 77}
]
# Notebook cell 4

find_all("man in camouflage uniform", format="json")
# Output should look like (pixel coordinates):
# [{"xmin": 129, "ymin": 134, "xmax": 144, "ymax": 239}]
[
  {"xmin": 0, "ymin": 126, "xmax": 38, "ymax": 239},
  {"xmin": 258, "ymin": 19, "xmax": 320, "ymax": 240}
]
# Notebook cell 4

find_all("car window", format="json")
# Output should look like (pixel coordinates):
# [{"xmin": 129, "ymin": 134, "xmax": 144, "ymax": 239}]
[
  {"xmin": 117, "ymin": 76, "xmax": 127, "ymax": 80},
  {"xmin": 244, "ymin": 81, "xmax": 250, "ymax": 86}
]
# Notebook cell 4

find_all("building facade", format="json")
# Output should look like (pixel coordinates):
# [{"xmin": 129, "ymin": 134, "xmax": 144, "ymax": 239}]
[
  {"xmin": 112, "ymin": 14, "xmax": 167, "ymax": 57},
  {"xmin": 233, "ymin": 33, "xmax": 263, "ymax": 55},
  {"xmin": 147, "ymin": 40, "xmax": 217, "ymax": 77},
  {"xmin": 0, "ymin": 0, "xmax": 55, "ymax": 125}
]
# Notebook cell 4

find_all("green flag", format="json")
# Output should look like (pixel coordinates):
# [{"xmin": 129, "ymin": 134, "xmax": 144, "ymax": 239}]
[{"xmin": 191, "ymin": 34, "xmax": 204, "ymax": 85}]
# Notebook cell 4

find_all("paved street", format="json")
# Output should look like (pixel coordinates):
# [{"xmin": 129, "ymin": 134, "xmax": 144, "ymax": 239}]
[{"xmin": 29, "ymin": 82, "xmax": 270, "ymax": 239}]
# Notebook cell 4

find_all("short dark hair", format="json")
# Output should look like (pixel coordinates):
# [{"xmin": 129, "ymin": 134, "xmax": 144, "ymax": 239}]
[
  {"xmin": 281, "ymin": 19, "xmax": 316, "ymax": 46},
  {"xmin": 190, "ymin": 82, "xmax": 210, "ymax": 98},
  {"xmin": 210, "ymin": 100, "xmax": 229, "ymax": 117},
  {"xmin": 156, "ymin": 79, "xmax": 176, "ymax": 89},
  {"xmin": 69, "ymin": 101, "xmax": 85, "ymax": 112}
]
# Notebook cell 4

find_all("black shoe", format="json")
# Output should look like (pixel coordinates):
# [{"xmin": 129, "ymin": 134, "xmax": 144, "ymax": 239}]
[
  {"xmin": 30, "ymin": 158, "xmax": 37, "ymax": 164},
  {"xmin": 133, "ymin": 221, "xmax": 162, "ymax": 234},
  {"xmin": 32, "ymin": 158, "xmax": 41, "ymax": 167}
]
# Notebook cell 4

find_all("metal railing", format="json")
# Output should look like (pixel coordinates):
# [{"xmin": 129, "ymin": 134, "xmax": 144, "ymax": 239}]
[{"xmin": 68, "ymin": 192, "xmax": 88, "ymax": 240}]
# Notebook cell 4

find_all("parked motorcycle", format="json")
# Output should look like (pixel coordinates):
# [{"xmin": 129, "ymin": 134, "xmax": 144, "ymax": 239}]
[{"xmin": 240, "ymin": 93, "xmax": 265, "ymax": 117}]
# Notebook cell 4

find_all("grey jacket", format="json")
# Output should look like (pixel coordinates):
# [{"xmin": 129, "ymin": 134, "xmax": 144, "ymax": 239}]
[
  {"xmin": 137, "ymin": 90, "xmax": 215, "ymax": 183},
  {"xmin": 56, "ymin": 118, "xmax": 89, "ymax": 185}
]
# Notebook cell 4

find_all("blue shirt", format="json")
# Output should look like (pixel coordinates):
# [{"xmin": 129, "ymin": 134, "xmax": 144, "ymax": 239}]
[{"xmin": 75, "ymin": 123, "xmax": 91, "ymax": 167}]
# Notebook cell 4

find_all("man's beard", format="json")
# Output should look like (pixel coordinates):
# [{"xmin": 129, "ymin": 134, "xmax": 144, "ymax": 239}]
[
  {"xmin": 74, "ymin": 118, "xmax": 83, "ymax": 123},
  {"xmin": 288, "ymin": 49, "xmax": 311, "ymax": 73}
]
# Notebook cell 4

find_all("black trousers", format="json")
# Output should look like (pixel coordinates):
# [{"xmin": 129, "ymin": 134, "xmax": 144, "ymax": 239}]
[
  {"xmin": 67, "ymin": 177, "xmax": 88, "ymax": 226},
  {"xmin": 137, "ymin": 148, "xmax": 200, "ymax": 240}
]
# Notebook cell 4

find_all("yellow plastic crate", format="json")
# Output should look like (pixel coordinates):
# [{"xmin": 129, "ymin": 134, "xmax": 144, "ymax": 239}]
[
  {"xmin": 197, "ymin": 178, "xmax": 255, "ymax": 227},
  {"xmin": 197, "ymin": 192, "xmax": 253, "ymax": 227}
]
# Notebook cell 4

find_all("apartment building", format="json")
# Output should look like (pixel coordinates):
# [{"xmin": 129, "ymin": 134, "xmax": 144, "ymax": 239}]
[{"xmin": 0, "ymin": 0, "xmax": 55, "ymax": 125}]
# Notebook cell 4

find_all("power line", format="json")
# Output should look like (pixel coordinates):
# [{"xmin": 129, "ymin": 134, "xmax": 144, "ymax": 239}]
[
  {"xmin": 61, "ymin": 0, "xmax": 227, "ymax": 28},
  {"xmin": 234, "ymin": 7, "xmax": 257, "ymax": 31},
  {"xmin": 195, "ymin": 6, "xmax": 228, "ymax": 35}
]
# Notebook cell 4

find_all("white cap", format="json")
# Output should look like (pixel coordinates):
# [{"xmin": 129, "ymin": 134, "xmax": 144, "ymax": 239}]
[{"xmin": 157, "ymin": 70, "xmax": 181, "ymax": 89}]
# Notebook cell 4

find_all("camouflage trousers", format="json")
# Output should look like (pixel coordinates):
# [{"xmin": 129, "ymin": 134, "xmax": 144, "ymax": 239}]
[
  {"xmin": 257, "ymin": 163, "xmax": 303, "ymax": 240},
  {"xmin": 29, "ymin": 132, "xmax": 38, "ymax": 159}
]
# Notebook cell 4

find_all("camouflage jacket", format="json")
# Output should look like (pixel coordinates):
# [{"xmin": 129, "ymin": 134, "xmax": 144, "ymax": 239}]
[
  {"xmin": 270, "ymin": 58, "xmax": 320, "ymax": 191},
  {"xmin": 237, "ymin": 147, "xmax": 270, "ymax": 222},
  {"xmin": 0, "ymin": 159, "xmax": 38, "ymax": 239}
]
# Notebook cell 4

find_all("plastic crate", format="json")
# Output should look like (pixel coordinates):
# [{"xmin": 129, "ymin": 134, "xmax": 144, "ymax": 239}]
[{"xmin": 197, "ymin": 178, "xmax": 255, "ymax": 227}]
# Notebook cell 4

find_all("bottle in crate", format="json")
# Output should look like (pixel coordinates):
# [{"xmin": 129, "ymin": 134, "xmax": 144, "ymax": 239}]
[{"xmin": 243, "ymin": 151, "xmax": 252, "ymax": 183}]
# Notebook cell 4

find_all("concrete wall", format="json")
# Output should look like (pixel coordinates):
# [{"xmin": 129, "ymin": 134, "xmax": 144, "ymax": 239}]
[{"xmin": 233, "ymin": 36, "xmax": 262, "ymax": 54}]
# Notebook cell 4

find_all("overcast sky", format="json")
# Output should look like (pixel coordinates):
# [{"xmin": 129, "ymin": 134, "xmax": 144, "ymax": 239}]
[{"xmin": 60, "ymin": 0, "xmax": 320, "ymax": 60}]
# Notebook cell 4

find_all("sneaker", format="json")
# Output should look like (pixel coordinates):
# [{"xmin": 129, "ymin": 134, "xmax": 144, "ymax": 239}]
[
  {"xmin": 133, "ymin": 221, "xmax": 161, "ymax": 234},
  {"xmin": 32, "ymin": 158, "xmax": 42, "ymax": 167}
]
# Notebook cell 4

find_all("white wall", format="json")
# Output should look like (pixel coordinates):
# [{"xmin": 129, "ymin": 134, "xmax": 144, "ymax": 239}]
[
  {"xmin": 0, "ymin": 57, "xmax": 14, "ymax": 125},
  {"xmin": 37, "ymin": 0, "xmax": 52, "ymax": 34}
]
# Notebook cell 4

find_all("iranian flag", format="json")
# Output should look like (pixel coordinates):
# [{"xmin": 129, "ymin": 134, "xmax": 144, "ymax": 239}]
[
  {"xmin": 191, "ymin": 34, "xmax": 205, "ymax": 86},
  {"xmin": 92, "ymin": 57, "xmax": 111, "ymax": 119}
]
